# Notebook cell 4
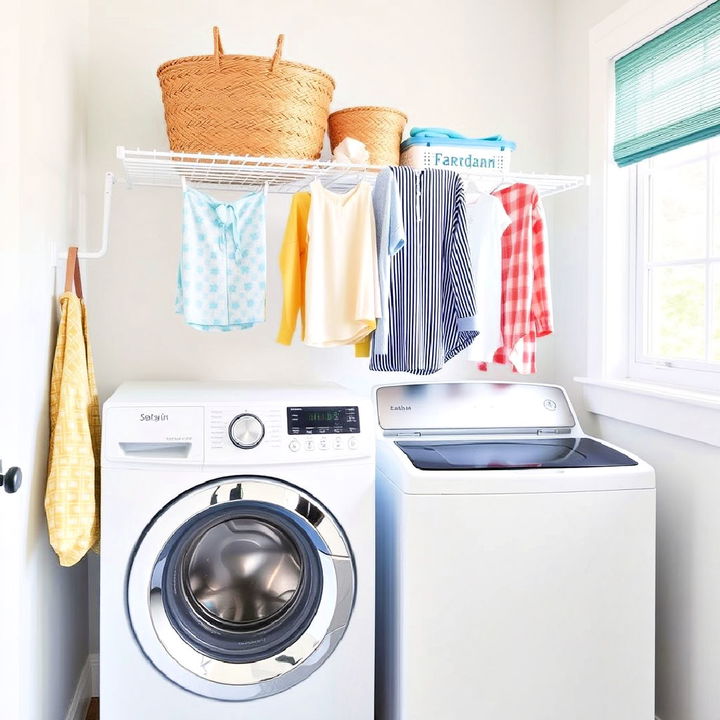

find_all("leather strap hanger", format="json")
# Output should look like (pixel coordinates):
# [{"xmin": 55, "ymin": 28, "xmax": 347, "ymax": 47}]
[{"xmin": 64, "ymin": 246, "xmax": 84, "ymax": 299}]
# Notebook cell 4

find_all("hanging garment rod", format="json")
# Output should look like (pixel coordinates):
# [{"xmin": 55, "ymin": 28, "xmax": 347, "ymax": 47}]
[{"xmin": 64, "ymin": 147, "xmax": 588, "ymax": 262}]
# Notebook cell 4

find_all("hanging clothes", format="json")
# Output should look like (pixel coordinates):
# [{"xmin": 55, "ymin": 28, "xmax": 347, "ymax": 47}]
[
  {"xmin": 176, "ymin": 185, "xmax": 267, "ymax": 332},
  {"xmin": 46, "ymin": 248, "xmax": 101, "ymax": 567},
  {"xmin": 276, "ymin": 191, "xmax": 311, "ymax": 345},
  {"xmin": 303, "ymin": 180, "xmax": 380, "ymax": 347},
  {"xmin": 355, "ymin": 168, "xmax": 406, "ymax": 358},
  {"xmin": 480, "ymin": 183, "xmax": 553, "ymax": 374},
  {"xmin": 461, "ymin": 190, "xmax": 510, "ymax": 363},
  {"xmin": 370, "ymin": 168, "xmax": 477, "ymax": 374}
]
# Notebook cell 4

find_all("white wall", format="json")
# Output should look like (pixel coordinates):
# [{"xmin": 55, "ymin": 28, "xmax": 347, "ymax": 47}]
[
  {"xmin": 14, "ymin": 0, "xmax": 91, "ymax": 718},
  {"xmin": 84, "ymin": 4, "xmax": 720, "ymax": 717},
  {"xmin": 84, "ymin": 0, "xmax": 561, "ymax": 652},
  {"xmin": 554, "ymin": 2, "xmax": 720, "ymax": 719}
]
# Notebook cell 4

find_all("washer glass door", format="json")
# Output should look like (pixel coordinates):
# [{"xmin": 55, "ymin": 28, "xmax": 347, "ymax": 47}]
[
  {"xmin": 127, "ymin": 477, "xmax": 355, "ymax": 701},
  {"xmin": 187, "ymin": 515, "xmax": 303, "ymax": 626}
]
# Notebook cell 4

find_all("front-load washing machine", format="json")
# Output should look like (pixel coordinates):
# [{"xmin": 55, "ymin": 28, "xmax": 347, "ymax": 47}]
[
  {"xmin": 375, "ymin": 381, "xmax": 655, "ymax": 720},
  {"xmin": 100, "ymin": 382, "xmax": 374, "ymax": 720}
]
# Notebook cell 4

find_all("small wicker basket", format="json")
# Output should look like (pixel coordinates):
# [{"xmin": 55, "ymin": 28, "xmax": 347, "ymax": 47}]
[
  {"xmin": 328, "ymin": 106, "xmax": 408, "ymax": 166},
  {"xmin": 157, "ymin": 28, "xmax": 335, "ymax": 160}
]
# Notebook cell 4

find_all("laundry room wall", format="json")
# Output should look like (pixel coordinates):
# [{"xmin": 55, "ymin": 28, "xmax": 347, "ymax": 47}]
[
  {"xmin": 83, "ymin": 0, "xmax": 562, "ymax": 654},
  {"xmin": 553, "ymin": 1, "xmax": 720, "ymax": 719},
  {"xmin": 13, "ymin": 0, "xmax": 91, "ymax": 718}
]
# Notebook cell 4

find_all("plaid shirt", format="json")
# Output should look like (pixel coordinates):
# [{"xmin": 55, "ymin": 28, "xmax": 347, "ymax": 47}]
[{"xmin": 478, "ymin": 183, "xmax": 552, "ymax": 374}]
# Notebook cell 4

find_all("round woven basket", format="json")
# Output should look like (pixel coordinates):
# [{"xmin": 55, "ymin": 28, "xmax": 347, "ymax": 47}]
[
  {"xmin": 328, "ymin": 106, "xmax": 408, "ymax": 166},
  {"xmin": 157, "ymin": 28, "xmax": 335, "ymax": 160}
]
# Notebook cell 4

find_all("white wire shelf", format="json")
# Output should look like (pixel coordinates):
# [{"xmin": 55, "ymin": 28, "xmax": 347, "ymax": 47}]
[
  {"xmin": 117, "ymin": 146, "xmax": 587, "ymax": 198},
  {"xmin": 62, "ymin": 147, "xmax": 588, "ymax": 261}
]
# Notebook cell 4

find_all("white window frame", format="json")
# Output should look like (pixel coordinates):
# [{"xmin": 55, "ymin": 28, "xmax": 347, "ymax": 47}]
[
  {"xmin": 577, "ymin": 0, "xmax": 720, "ymax": 448},
  {"xmin": 629, "ymin": 140, "xmax": 720, "ymax": 391}
]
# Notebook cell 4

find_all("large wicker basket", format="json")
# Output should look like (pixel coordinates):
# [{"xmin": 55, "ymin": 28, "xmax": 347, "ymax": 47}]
[
  {"xmin": 328, "ymin": 106, "xmax": 408, "ymax": 166},
  {"xmin": 157, "ymin": 28, "xmax": 335, "ymax": 160}
]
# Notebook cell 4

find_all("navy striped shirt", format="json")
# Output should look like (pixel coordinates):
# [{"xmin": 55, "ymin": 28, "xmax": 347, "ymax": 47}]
[{"xmin": 370, "ymin": 168, "xmax": 478, "ymax": 374}]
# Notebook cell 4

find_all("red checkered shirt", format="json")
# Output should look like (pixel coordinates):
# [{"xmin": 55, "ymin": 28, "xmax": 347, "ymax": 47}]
[{"xmin": 477, "ymin": 183, "xmax": 553, "ymax": 374}]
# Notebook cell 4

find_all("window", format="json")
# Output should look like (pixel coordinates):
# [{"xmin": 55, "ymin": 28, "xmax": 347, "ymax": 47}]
[
  {"xmin": 630, "ymin": 137, "xmax": 720, "ymax": 390},
  {"xmin": 612, "ymin": 1, "xmax": 720, "ymax": 392},
  {"xmin": 582, "ymin": 0, "xmax": 720, "ymax": 446}
]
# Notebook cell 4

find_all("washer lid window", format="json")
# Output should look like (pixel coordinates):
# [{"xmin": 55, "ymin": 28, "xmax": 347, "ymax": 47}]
[{"xmin": 127, "ymin": 477, "xmax": 355, "ymax": 701}]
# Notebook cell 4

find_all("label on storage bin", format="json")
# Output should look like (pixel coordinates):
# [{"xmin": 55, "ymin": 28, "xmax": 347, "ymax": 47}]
[
  {"xmin": 400, "ymin": 144, "xmax": 510, "ymax": 173},
  {"xmin": 429, "ymin": 151, "xmax": 500, "ymax": 169}
]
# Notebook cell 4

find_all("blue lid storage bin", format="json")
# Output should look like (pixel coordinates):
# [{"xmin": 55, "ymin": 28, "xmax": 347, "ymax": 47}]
[{"xmin": 400, "ymin": 129, "xmax": 515, "ymax": 172}]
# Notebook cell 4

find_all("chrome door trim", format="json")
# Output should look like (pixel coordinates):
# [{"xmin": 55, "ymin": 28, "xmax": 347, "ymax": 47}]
[{"xmin": 127, "ymin": 477, "xmax": 355, "ymax": 701}]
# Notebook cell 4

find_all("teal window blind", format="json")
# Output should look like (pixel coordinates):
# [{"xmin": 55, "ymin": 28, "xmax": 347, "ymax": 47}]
[{"xmin": 614, "ymin": 1, "xmax": 720, "ymax": 167}]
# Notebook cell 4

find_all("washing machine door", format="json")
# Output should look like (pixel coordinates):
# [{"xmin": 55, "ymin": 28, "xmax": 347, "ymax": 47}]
[{"xmin": 126, "ymin": 476, "xmax": 355, "ymax": 701}]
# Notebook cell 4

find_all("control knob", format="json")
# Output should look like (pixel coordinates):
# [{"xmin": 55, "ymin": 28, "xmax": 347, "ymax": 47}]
[{"xmin": 229, "ymin": 413, "xmax": 265, "ymax": 449}]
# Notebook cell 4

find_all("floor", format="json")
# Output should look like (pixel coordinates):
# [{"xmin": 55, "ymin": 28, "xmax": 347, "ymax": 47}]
[{"xmin": 86, "ymin": 698, "xmax": 99, "ymax": 720}]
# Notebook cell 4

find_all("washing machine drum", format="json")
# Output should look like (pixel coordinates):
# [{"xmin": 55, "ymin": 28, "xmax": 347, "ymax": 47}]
[{"xmin": 127, "ymin": 476, "xmax": 355, "ymax": 701}]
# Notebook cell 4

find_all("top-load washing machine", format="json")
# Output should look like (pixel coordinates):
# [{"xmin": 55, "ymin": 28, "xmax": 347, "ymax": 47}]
[
  {"xmin": 100, "ymin": 382, "xmax": 374, "ymax": 720},
  {"xmin": 375, "ymin": 381, "xmax": 656, "ymax": 720}
]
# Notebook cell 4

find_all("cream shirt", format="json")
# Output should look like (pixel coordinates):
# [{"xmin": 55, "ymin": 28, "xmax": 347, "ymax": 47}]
[{"xmin": 304, "ymin": 180, "xmax": 380, "ymax": 347}]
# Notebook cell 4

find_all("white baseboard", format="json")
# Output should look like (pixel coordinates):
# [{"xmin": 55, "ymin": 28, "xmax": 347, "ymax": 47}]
[
  {"xmin": 64, "ymin": 657, "xmax": 93, "ymax": 720},
  {"xmin": 89, "ymin": 653, "xmax": 99, "ymax": 697}
]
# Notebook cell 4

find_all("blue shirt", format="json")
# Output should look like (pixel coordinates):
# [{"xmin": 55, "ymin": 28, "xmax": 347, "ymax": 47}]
[
  {"xmin": 176, "ymin": 187, "xmax": 267, "ymax": 332},
  {"xmin": 373, "ymin": 169, "xmax": 406, "ymax": 354}
]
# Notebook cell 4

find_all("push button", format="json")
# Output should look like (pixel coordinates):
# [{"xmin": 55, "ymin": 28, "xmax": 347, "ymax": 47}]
[
  {"xmin": 333, "ymin": 437, "xmax": 343, "ymax": 450},
  {"xmin": 348, "ymin": 437, "xmax": 359, "ymax": 450},
  {"xmin": 319, "ymin": 437, "xmax": 328, "ymax": 451},
  {"xmin": 288, "ymin": 439, "xmax": 300, "ymax": 452},
  {"xmin": 304, "ymin": 439, "xmax": 315, "ymax": 451}
]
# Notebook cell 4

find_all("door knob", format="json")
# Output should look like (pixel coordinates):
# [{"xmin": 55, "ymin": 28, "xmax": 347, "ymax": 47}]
[{"xmin": 0, "ymin": 463, "xmax": 22, "ymax": 493}]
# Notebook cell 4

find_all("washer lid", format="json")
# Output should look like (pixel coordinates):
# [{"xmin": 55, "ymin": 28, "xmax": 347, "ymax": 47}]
[{"xmin": 395, "ymin": 438, "xmax": 638, "ymax": 471}]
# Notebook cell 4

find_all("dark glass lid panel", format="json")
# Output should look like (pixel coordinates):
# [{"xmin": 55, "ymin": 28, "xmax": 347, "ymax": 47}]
[{"xmin": 396, "ymin": 438, "xmax": 638, "ymax": 470}]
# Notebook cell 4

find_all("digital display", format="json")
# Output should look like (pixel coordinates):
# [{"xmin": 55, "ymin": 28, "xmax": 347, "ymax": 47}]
[
  {"xmin": 287, "ymin": 406, "xmax": 360, "ymax": 435},
  {"xmin": 307, "ymin": 410, "xmax": 341, "ymax": 423}
]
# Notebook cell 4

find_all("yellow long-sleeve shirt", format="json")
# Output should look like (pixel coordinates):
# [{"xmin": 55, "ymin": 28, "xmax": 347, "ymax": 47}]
[{"xmin": 276, "ymin": 192, "xmax": 311, "ymax": 345}]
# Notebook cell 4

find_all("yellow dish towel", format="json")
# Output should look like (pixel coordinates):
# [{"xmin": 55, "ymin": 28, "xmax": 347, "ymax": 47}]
[{"xmin": 46, "ymin": 250, "xmax": 100, "ymax": 566}]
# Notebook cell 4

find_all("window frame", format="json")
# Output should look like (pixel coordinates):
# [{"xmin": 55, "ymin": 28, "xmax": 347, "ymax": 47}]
[
  {"xmin": 578, "ymin": 0, "xmax": 720, "ymax": 449},
  {"xmin": 628, "ymin": 138, "xmax": 720, "ymax": 391}
]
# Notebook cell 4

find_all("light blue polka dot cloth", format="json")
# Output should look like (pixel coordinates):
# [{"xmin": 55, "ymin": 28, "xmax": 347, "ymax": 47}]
[{"xmin": 176, "ymin": 186, "xmax": 267, "ymax": 332}]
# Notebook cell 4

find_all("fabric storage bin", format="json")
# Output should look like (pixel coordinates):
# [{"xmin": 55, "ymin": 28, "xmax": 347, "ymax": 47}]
[
  {"xmin": 328, "ymin": 106, "xmax": 407, "ymax": 166},
  {"xmin": 400, "ymin": 128, "xmax": 515, "ymax": 172},
  {"xmin": 157, "ymin": 28, "xmax": 335, "ymax": 160}
]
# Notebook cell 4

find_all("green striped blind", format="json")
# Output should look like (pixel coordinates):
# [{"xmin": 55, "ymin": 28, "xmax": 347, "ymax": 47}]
[{"xmin": 614, "ymin": 1, "xmax": 720, "ymax": 167}]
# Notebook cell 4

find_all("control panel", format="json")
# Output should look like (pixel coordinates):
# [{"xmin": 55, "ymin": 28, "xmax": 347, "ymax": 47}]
[
  {"xmin": 206, "ymin": 402, "xmax": 369, "ymax": 463},
  {"xmin": 287, "ymin": 406, "xmax": 360, "ymax": 435},
  {"xmin": 376, "ymin": 382, "xmax": 577, "ymax": 434},
  {"xmin": 102, "ymin": 384, "xmax": 372, "ymax": 467}
]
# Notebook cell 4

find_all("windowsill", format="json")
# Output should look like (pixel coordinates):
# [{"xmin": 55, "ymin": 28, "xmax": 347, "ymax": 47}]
[{"xmin": 574, "ymin": 376, "xmax": 720, "ymax": 448}]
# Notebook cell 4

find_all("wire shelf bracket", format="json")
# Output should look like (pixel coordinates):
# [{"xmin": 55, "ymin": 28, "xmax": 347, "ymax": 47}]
[
  {"xmin": 69, "ymin": 146, "xmax": 589, "ymax": 262},
  {"xmin": 56, "ymin": 171, "xmax": 116, "ymax": 262}
]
